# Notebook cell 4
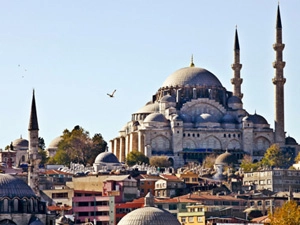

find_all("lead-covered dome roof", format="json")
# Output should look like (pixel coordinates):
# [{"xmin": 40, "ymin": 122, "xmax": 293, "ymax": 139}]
[
  {"xmin": 94, "ymin": 152, "xmax": 120, "ymax": 164},
  {"xmin": 12, "ymin": 138, "xmax": 28, "ymax": 149},
  {"xmin": 243, "ymin": 113, "xmax": 268, "ymax": 125},
  {"xmin": 161, "ymin": 67, "xmax": 223, "ymax": 88},
  {"xmin": 48, "ymin": 136, "xmax": 63, "ymax": 148},
  {"xmin": 144, "ymin": 113, "xmax": 169, "ymax": 123},
  {"xmin": 0, "ymin": 174, "xmax": 36, "ymax": 198},
  {"xmin": 117, "ymin": 206, "xmax": 181, "ymax": 225},
  {"xmin": 215, "ymin": 151, "xmax": 238, "ymax": 165}
]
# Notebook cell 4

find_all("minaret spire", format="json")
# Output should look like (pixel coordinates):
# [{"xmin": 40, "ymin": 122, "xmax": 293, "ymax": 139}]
[
  {"xmin": 272, "ymin": 4, "xmax": 286, "ymax": 145},
  {"xmin": 272, "ymin": 5, "xmax": 286, "ymax": 145},
  {"xmin": 231, "ymin": 27, "xmax": 243, "ymax": 99},
  {"xmin": 28, "ymin": 89, "xmax": 41, "ymax": 196},
  {"xmin": 28, "ymin": 89, "xmax": 39, "ymax": 131}
]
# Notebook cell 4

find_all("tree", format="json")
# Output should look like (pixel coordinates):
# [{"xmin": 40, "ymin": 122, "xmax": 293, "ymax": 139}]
[
  {"xmin": 202, "ymin": 154, "xmax": 217, "ymax": 169},
  {"xmin": 126, "ymin": 151, "xmax": 149, "ymax": 166},
  {"xmin": 38, "ymin": 137, "xmax": 48, "ymax": 167},
  {"xmin": 49, "ymin": 125, "xmax": 107, "ymax": 166},
  {"xmin": 269, "ymin": 200, "xmax": 300, "ymax": 225},
  {"xmin": 240, "ymin": 155, "xmax": 260, "ymax": 172},
  {"xmin": 261, "ymin": 144, "xmax": 286, "ymax": 168},
  {"xmin": 150, "ymin": 156, "xmax": 171, "ymax": 168}
]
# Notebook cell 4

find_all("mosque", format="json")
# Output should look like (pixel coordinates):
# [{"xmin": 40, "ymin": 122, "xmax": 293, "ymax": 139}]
[{"xmin": 110, "ymin": 6, "xmax": 300, "ymax": 168}]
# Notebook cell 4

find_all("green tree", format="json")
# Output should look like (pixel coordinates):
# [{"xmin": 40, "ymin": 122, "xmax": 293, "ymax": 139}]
[
  {"xmin": 150, "ymin": 156, "xmax": 171, "ymax": 168},
  {"xmin": 202, "ymin": 154, "xmax": 217, "ymax": 169},
  {"xmin": 261, "ymin": 144, "xmax": 286, "ymax": 168},
  {"xmin": 49, "ymin": 125, "xmax": 107, "ymax": 166},
  {"xmin": 38, "ymin": 137, "xmax": 48, "ymax": 166},
  {"xmin": 269, "ymin": 200, "xmax": 300, "ymax": 225},
  {"xmin": 240, "ymin": 155, "xmax": 260, "ymax": 172},
  {"xmin": 126, "ymin": 151, "xmax": 149, "ymax": 166}
]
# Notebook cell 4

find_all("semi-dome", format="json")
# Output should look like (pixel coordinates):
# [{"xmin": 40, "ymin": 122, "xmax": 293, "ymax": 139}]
[
  {"xmin": 160, "ymin": 94, "xmax": 176, "ymax": 103},
  {"xmin": 48, "ymin": 136, "xmax": 63, "ymax": 148},
  {"xmin": 144, "ymin": 113, "xmax": 169, "ymax": 123},
  {"xmin": 161, "ymin": 67, "xmax": 223, "ymax": 88},
  {"xmin": 215, "ymin": 151, "xmax": 238, "ymax": 166},
  {"xmin": 12, "ymin": 138, "xmax": 28, "ymax": 149},
  {"xmin": 180, "ymin": 113, "xmax": 193, "ymax": 123},
  {"xmin": 117, "ymin": 206, "xmax": 180, "ymax": 225},
  {"xmin": 94, "ymin": 152, "xmax": 120, "ymax": 164},
  {"xmin": 0, "ymin": 174, "xmax": 36, "ymax": 198},
  {"xmin": 136, "ymin": 102, "xmax": 159, "ymax": 114},
  {"xmin": 196, "ymin": 113, "xmax": 218, "ymax": 123}
]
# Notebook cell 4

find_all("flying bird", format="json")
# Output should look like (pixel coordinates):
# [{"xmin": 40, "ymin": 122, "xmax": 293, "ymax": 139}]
[{"xmin": 107, "ymin": 89, "xmax": 116, "ymax": 98}]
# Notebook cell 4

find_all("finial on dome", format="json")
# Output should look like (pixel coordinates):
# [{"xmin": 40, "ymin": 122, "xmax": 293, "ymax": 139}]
[{"xmin": 189, "ymin": 54, "xmax": 195, "ymax": 67}]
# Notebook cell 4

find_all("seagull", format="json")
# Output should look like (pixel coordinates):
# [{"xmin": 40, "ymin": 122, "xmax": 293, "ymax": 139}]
[{"xmin": 107, "ymin": 89, "xmax": 116, "ymax": 98}]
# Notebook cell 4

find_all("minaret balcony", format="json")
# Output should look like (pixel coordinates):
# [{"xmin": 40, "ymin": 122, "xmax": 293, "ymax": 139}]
[
  {"xmin": 273, "ymin": 43, "xmax": 285, "ymax": 51},
  {"xmin": 272, "ymin": 61, "xmax": 286, "ymax": 69}
]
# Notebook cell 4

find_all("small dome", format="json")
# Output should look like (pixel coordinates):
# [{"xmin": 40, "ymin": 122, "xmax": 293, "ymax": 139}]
[
  {"xmin": 94, "ymin": 152, "xmax": 120, "ymax": 164},
  {"xmin": 136, "ymin": 102, "xmax": 159, "ymax": 114},
  {"xmin": 117, "ymin": 207, "xmax": 181, "ymax": 225},
  {"xmin": 0, "ymin": 174, "xmax": 36, "ymax": 198},
  {"xmin": 144, "ymin": 113, "xmax": 169, "ymax": 123},
  {"xmin": 227, "ymin": 96, "xmax": 242, "ymax": 104},
  {"xmin": 221, "ymin": 114, "xmax": 237, "ymax": 124},
  {"xmin": 215, "ymin": 151, "xmax": 238, "ymax": 166},
  {"xmin": 12, "ymin": 138, "xmax": 28, "ymax": 149},
  {"xmin": 161, "ymin": 67, "xmax": 223, "ymax": 88},
  {"xmin": 242, "ymin": 113, "xmax": 268, "ymax": 125},
  {"xmin": 48, "ymin": 136, "xmax": 63, "ymax": 148},
  {"xmin": 160, "ymin": 94, "xmax": 176, "ymax": 103},
  {"xmin": 286, "ymin": 136, "xmax": 298, "ymax": 145}
]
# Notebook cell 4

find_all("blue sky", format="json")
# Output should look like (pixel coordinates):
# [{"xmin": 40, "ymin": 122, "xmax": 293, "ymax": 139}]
[{"xmin": 0, "ymin": 1, "xmax": 299, "ymax": 149}]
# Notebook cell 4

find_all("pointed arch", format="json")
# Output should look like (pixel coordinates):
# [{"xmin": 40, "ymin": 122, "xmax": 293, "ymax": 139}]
[
  {"xmin": 150, "ymin": 135, "xmax": 171, "ymax": 151},
  {"xmin": 227, "ymin": 139, "xmax": 241, "ymax": 150},
  {"xmin": 199, "ymin": 136, "xmax": 221, "ymax": 149},
  {"xmin": 183, "ymin": 139, "xmax": 196, "ymax": 149}
]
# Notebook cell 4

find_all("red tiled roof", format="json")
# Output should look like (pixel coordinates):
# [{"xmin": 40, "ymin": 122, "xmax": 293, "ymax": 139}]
[
  {"xmin": 47, "ymin": 205, "xmax": 72, "ymax": 211},
  {"xmin": 159, "ymin": 174, "xmax": 182, "ymax": 181},
  {"xmin": 251, "ymin": 215, "xmax": 270, "ymax": 223},
  {"xmin": 42, "ymin": 169, "xmax": 72, "ymax": 175}
]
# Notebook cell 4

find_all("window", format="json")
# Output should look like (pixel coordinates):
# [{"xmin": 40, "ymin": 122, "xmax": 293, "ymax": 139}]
[
  {"xmin": 169, "ymin": 204, "xmax": 177, "ymax": 210},
  {"xmin": 78, "ymin": 202, "xmax": 89, "ymax": 207},
  {"xmin": 197, "ymin": 217, "xmax": 203, "ymax": 222},
  {"xmin": 188, "ymin": 217, "xmax": 194, "ymax": 223},
  {"xmin": 258, "ymin": 201, "xmax": 262, "ymax": 206},
  {"xmin": 181, "ymin": 217, "xmax": 186, "ymax": 223},
  {"xmin": 52, "ymin": 193, "xmax": 68, "ymax": 198}
]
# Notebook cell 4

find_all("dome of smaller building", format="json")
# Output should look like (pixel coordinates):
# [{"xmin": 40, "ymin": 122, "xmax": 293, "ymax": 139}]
[
  {"xmin": 117, "ymin": 207, "xmax": 180, "ymax": 225},
  {"xmin": 48, "ymin": 136, "xmax": 63, "ymax": 148},
  {"xmin": 227, "ymin": 96, "xmax": 242, "ymax": 104},
  {"xmin": 144, "ymin": 113, "xmax": 169, "ymax": 123},
  {"xmin": 0, "ymin": 174, "xmax": 36, "ymax": 198},
  {"xmin": 160, "ymin": 94, "xmax": 176, "ymax": 103},
  {"xmin": 221, "ymin": 114, "xmax": 237, "ymax": 124},
  {"xmin": 12, "ymin": 138, "xmax": 28, "ymax": 149},
  {"xmin": 215, "ymin": 151, "xmax": 238, "ymax": 166},
  {"xmin": 94, "ymin": 152, "xmax": 120, "ymax": 164},
  {"xmin": 286, "ymin": 136, "xmax": 298, "ymax": 145}
]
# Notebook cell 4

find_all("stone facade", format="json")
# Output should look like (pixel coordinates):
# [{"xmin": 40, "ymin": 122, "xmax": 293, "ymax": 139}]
[{"xmin": 110, "ymin": 6, "xmax": 299, "ymax": 168}]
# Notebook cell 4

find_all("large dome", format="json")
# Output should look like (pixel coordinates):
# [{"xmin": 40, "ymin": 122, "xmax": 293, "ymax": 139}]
[
  {"xmin": 161, "ymin": 67, "xmax": 223, "ymax": 88},
  {"xmin": 0, "ymin": 174, "xmax": 36, "ymax": 198},
  {"xmin": 117, "ymin": 206, "xmax": 181, "ymax": 225}
]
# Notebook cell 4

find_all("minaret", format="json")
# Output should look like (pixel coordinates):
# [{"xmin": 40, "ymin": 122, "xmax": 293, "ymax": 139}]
[
  {"xmin": 272, "ymin": 5, "xmax": 286, "ymax": 145},
  {"xmin": 28, "ymin": 90, "xmax": 41, "ymax": 196},
  {"xmin": 231, "ymin": 27, "xmax": 243, "ymax": 99}
]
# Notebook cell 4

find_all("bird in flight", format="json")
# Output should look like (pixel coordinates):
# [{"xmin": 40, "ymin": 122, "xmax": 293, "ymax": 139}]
[{"xmin": 107, "ymin": 89, "xmax": 116, "ymax": 98}]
